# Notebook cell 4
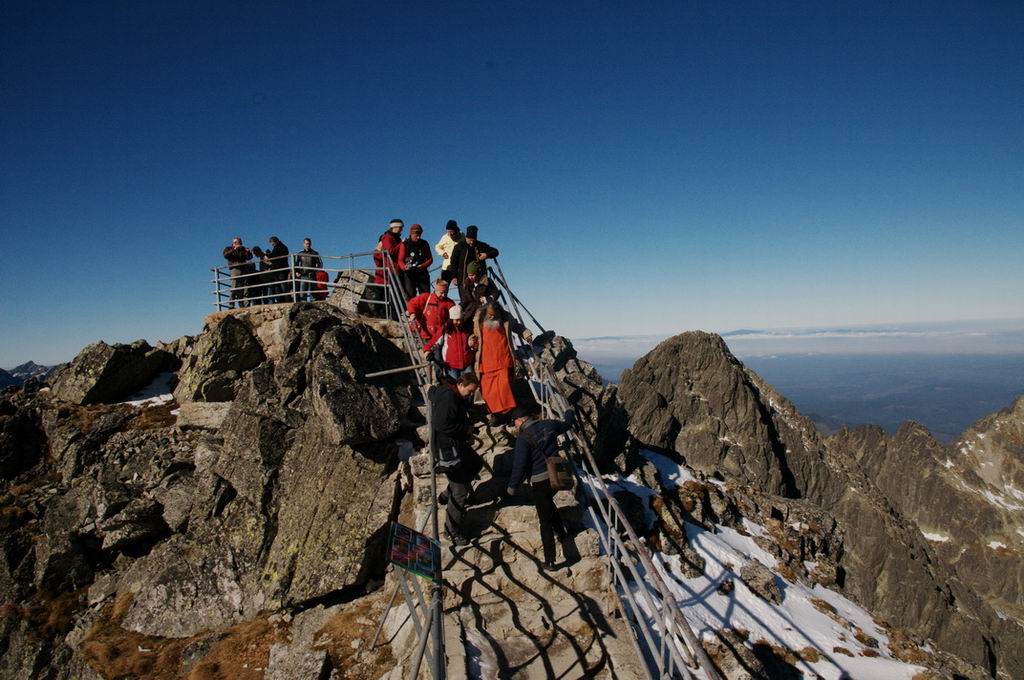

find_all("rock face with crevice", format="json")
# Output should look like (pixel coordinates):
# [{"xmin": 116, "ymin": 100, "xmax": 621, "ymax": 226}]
[{"xmin": 618, "ymin": 330, "xmax": 1024, "ymax": 679}]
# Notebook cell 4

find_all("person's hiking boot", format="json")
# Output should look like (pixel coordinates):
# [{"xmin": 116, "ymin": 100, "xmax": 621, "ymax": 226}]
[
  {"xmin": 542, "ymin": 560, "xmax": 558, "ymax": 571},
  {"xmin": 445, "ymin": 531, "xmax": 468, "ymax": 547},
  {"xmin": 438, "ymin": 490, "xmax": 448, "ymax": 506}
]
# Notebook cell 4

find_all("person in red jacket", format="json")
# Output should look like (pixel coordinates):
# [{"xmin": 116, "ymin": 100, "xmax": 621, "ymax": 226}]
[
  {"xmin": 406, "ymin": 278, "xmax": 455, "ymax": 354},
  {"xmin": 397, "ymin": 223, "xmax": 433, "ymax": 299},
  {"xmin": 433, "ymin": 304, "xmax": 476, "ymax": 381},
  {"xmin": 371, "ymin": 219, "xmax": 404, "ymax": 317}
]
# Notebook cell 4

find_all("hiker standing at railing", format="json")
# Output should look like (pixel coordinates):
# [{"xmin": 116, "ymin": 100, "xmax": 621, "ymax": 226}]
[
  {"xmin": 293, "ymin": 238, "xmax": 322, "ymax": 302},
  {"xmin": 449, "ymin": 225, "xmax": 499, "ymax": 301},
  {"xmin": 372, "ymin": 219, "xmax": 404, "ymax": 316},
  {"xmin": 398, "ymin": 223, "xmax": 433, "ymax": 299},
  {"xmin": 435, "ymin": 220, "xmax": 462, "ymax": 284},
  {"xmin": 223, "ymin": 236, "xmax": 254, "ymax": 308},
  {"xmin": 264, "ymin": 236, "xmax": 290, "ymax": 303}
]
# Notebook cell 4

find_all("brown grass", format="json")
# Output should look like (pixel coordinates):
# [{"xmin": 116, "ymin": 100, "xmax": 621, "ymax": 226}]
[
  {"xmin": 797, "ymin": 646, "xmax": 821, "ymax": 663},
  {"xmin": 889, "ymin": 629, "xmax": 930, "ymax": 664},
  {"xmin": 70, "ymin": 404, "xmax": 129, "ymax": 434},
  {"xmin": 854, "ymin": 628, "xmax": 879, "ymax": 648},
  {"xmin": 811, "ymin": 598, "xmax": 836, "ymax": 615},
  {"xmin": 832, "ymin": 646, "xmax": 854, "ymax": 656},
  {"xmin": 861, "ymin": 649, "xmax": 880, "ymax": 658},
  {"xmin": 81, "ymin": 592, "xmax": 284, "ymax": 680},
  {"xmin": 127, "ymin": 402, "xmax": 178, "ymax": 431},
  {"xmin": 1, "ymin": 589, "xmax": 85, "ymax": 640},
  {"xmin": 752, "ymin": 639, "xmax": 798, "ymax": 666}
]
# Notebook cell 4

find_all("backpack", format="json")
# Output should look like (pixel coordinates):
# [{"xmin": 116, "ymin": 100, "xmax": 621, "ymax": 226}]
[{"xmin": 522, "ymin": 421, "xmax": 575, "ymax": 491}]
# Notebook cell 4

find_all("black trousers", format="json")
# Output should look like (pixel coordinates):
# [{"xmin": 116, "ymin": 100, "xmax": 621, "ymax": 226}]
[
  {"xmin": 403, "ymin": 269, "xmax": 431, "ymax": 299},
  {"xmin": 531, "ymin": 478, "xmax": 566, "ymax": 564},
  {"xmin": 442, "ymin": 448, "xmax": 483, "ymax": 540}
]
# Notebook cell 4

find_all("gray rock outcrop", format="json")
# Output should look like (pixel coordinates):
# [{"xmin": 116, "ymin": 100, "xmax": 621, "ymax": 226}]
[
  {"xmin": 50, "ymin": 340, "xmax": 176, "ymax": 405},
  {"xmin": 173, "ymin": 315, "xmax": 265, "ymax": 402},
  {"xmin": 618, "ymin": 331, "xmax": 1024, "ymax": 679}
]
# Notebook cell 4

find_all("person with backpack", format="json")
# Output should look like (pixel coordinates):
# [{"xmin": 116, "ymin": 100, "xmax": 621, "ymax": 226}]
[
  {"xmin": 429, "ymin": 372, "xmax": 483, "ymax": 546},
  {"xmin": 397, "ymin": 223, "xmax": 433, "ymax": 299},
  {"xmin": 506, "ymin": 406, "xmax": 576, "ymax": 569},
  {"xmin": 406, "ymin": 278, "xmax": 455, "ymax": 353}
]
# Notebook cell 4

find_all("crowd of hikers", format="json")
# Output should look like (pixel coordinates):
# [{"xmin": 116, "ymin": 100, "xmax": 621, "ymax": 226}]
[
  {"xmin": 222, "ymin": 236, "xmax": 326, "ymax": 305},
  {"xmin": 223, "ymin": 218, "xmax": 576, "ymax": 568}
]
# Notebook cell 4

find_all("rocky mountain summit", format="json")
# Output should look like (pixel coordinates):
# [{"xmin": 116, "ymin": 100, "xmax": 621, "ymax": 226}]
[{"xmin": 0, "ymin": 310, "xmax": 1021, "ymax": 679}]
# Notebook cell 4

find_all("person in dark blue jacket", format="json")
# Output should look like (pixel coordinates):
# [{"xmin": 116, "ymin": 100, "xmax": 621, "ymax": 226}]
[{"xmin": 506, "ymin": 406, "xmax": 575, "ymax": 569}]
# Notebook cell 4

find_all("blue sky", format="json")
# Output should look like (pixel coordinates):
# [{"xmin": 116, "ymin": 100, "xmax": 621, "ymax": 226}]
[{"xmin": 2, "ymin": 1, "xmax": 1022, "ymax": 366}]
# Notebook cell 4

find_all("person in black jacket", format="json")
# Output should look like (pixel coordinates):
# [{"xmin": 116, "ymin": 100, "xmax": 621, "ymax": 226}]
[
  {"xmin": 449, "ymin": 225, "xmax": 499, "ymax": 300},
  {"xmin": 294, "ymin": 238, "xmax": 323, "ymax": 302},
  {"xmin": 223, "ymin": 236, "xmax": 254, "ymax": 308},
  {"xmin": 429, "ymin": 372, "xmax": 482, "ymax": 546},
  {"xmin": 263, "ymin": 236, "xmax": 290, "ymax": 303},
  {"xmin": 506, "ymin": 406, "xmax": 575, "ymax": 569}
]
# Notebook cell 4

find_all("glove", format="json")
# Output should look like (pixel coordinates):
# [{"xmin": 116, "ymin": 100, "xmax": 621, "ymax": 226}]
[{"xmin": 505, "ymin": 486, "xmax": 517, "ymax": 497}]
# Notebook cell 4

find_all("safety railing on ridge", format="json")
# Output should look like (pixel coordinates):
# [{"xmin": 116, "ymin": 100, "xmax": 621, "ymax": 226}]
[
  {"xmin": 488, "ymin": 261, "xmax": 722, "ymax": 680},
  {"xmin": 211, "ymin": 250, "xmax": 440, "ymax": 311},
  {"xmin": 378, "ymin": 253, "xmax": 447, "ymax": 680}
]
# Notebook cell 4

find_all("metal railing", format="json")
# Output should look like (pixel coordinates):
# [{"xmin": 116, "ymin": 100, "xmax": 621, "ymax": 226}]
[
  {"xmin": 211, "ymin": 250, "xmax": 419, "ymax": 312},
  {"xmin": 488, "ymin": 261, "xmax": 722, "ymax": 680},
  {"xmin": 205, "ymin": 246, "xmax": 717, "ymax": 678}
]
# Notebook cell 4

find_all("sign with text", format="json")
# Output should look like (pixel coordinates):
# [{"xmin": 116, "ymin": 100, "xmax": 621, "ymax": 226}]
[{"xmin": 387, "ymin": 522, "xmax": 441, "ymax": 582}]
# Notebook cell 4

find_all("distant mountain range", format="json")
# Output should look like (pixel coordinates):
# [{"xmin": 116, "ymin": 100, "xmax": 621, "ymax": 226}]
[{"xmin": 0, "ymin": 361, "xmax": 61, "ymax": 389}]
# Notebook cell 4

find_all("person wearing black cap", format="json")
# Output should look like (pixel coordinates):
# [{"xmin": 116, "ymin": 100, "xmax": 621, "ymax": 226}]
[
  {"xmin": 449, "ymin": 225, "xmax": 499, "ymax": 300},
  {"xmin": 398, "ymin": 223, "xmax": 433, "ymax": 298},
  {"xmin": 435, "ymin": 220, "xmax": 463, "ymax": 284},
  {"xmin": 506, "ymin": 406, "xmax": 576, "ymax": 569}
]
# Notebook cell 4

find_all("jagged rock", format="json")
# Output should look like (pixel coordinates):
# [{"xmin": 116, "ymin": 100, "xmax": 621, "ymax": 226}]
[
  {"xmin": 740, "ymin": 560, "xmax": 783, "ymax": 604},
  {"xmin": 149, "ymin": 470, "xmax": 196, "ymax": 532},
  {"xmin": 119, "ymin": 535, "xmax": 246, "ymax": 638},
  {"xmin": 33, "ymin": 485, "xmax": 96, "ymax": 592},
  {"xmin": 0, "ymin": 617, "xmax": 48, "ymax": 679},
  {"xmin": 98, "ymin": 497, "xmax": 169, "ymax": 553},
  {"xmin": 173, "ymin": 316, "xmax": 265, "ymax": 403},
  {"xmin": 266, "ymin": 605, "xmax": 336, "ymax": 680},
  {"xmin": 261, "ymin": 427, "xmax": 399, "ymax": 606},
  {"xmin": 51, "ymin": 340, "xmax": 176, "ymax": 405},
  {"xmin": 175, "ymin": 401, "xmax": 232, "ymax": 430},
  {"xmin": 533, "ymin": 333, "xmax": 628, "ymax": 467},
  {"xmin": 0, "ymin": 391, "xmax": 46, "ymax": 480},
  {"xmin": 41, "ymin": 404, "xmax": 134, "ymax": 483}
]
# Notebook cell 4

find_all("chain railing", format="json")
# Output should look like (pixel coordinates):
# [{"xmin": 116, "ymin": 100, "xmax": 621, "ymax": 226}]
[{"xmin": 488, "ymin": 261, "xmax": 722, "ymax": 680}]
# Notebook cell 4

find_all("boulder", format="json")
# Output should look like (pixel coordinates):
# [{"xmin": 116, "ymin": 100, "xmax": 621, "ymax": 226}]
[
  {"xmin": 173, "ymin": 316, "xmax": 265, "ymax": 403},
  {"xmin": 175, "ymin": 401, "xmax": 232, "ymax": 430},
  {"xmin": 0, "ymin": 391, "xmax": 46, "ymax": 480},
  {"xmin": 98, "ymin": 497, "xmax": 169, "ymax": 554},
  {"xmin": 740, "ymin": 560, "xmax": 783, "ymax": 604},
  {"xmin": 51, "ymin": 340, "xmax": 177, "ymax": 405}
]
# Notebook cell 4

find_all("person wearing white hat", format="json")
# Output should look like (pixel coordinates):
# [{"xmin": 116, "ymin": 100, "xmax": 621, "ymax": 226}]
[{"xmin": 433, "ymin": 303, "xmax": 477, "ymax": 381}]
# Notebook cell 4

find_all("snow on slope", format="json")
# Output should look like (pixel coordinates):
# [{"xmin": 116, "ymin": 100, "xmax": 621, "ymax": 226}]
[
  {"xmin": 608, "ymin": 451, "xmax": 928, "ymax": 680},
  {"xmin": 120, "ymin": 372, "xmax": 175, "ymax": 407}
]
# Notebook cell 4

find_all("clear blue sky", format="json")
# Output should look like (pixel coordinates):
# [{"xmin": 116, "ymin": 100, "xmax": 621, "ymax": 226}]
[{"xmin": 2, "ymin": 1, "xmax": 1022, "ymax": 366}]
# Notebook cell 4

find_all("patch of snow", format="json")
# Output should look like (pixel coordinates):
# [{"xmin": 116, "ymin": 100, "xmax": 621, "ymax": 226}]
[
  {"xmin": 640, "ymin": 449, "xmax": 695, "ymax": 490},
  {"xmin": 922, "ymin": 532, "xmax": 950, "ymax": 543},
  {"xmin": 121, "ymin": 372, "xmax": 175, "ymax": 407},
  {"xmin": 979, "ymin": 488, "xmax": 1024, "ymax": 511},
  {"xmin": 1006, "ymin": 485, "xmax": 1024, "ymax": 502},
  {"xmin": 977, "ymin": 433, "xmax": 987, "ymax": 440},
  {"xmin": 803, "ymin": 560, "xmax": 819, "ymax": 573},
  {"xmin": 942, "ymin": 458, "xmax": 954, "ymax": 469},
  {"xmin": 988, "ymin": 541, "xmax": 1007, "ymax": 550}
]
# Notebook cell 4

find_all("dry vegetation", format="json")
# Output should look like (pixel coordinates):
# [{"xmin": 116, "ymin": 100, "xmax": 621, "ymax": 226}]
[
  {"xmin": 80, "ymin": 592, "xmax": 285, "ymax": 680},
  {"xmin": 314, "ymin": 594, "xmax": 394, "ymax": 680},
  {"xmin": 127, "ymin": 402, "xmax": 178, "ymax": 430}
]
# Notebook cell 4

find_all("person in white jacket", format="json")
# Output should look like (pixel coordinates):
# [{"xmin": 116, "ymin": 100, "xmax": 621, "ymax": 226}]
[{"xmin": 435, "ymin": 220, "xmax": 463, "ymax": 284}]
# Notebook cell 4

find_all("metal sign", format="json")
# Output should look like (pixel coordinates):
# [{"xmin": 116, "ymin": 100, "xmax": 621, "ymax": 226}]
[{"xmin": 387, "ymin": 521, "xmax": 441, "ymax": 582}]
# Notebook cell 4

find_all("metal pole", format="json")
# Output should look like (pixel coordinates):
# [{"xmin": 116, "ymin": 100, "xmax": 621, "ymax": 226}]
[{"xmin": 362, "ymin": 363, "xmax": 431, "ymax": 379}]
